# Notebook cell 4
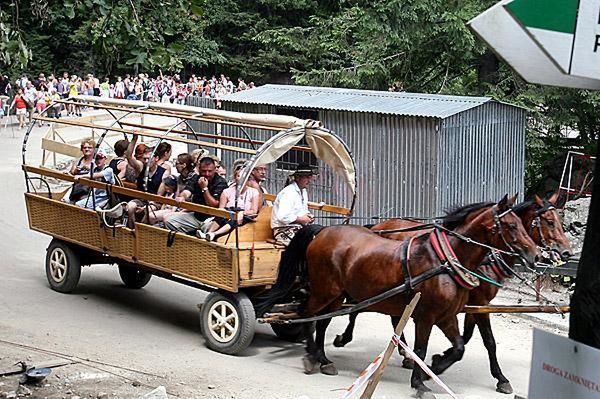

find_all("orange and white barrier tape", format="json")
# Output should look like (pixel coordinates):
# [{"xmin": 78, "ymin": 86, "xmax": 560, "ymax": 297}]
[
  {"xmin": 341, "ymin": 351, "xmax": 385, "ymax": 399},
  {"xmin": 395, "ymin": 335, "xmax": 459, "ymax": 399},
  {"xmin": 341, "ymin": 334, "xmax": 459, "ymax": 399}
]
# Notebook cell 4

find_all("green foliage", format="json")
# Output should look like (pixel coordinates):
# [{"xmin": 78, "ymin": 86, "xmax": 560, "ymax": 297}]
[{"xmin": 2, "ymin": 0, "xmax": 598, "ymax": 192}]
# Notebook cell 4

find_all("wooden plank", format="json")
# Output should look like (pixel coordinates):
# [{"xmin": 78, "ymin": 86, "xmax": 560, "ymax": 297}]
[
  {"xmin": 56, "ymin": 100, "xmax": 283, "ymax": 131},
  {"xmin": 263, "ymin": 193, "xmax": 351, "ymax": 215},
  {"xmin": 120, "ymin": 121, "xmax": 312, "ymax": 152},
  {"xmin": 33, "ymin": 116, "xmax": 257, "ymax": 155},
  {"xmin": 462, "ymin": 305, "xmax": 570, "ymax": 314},
  {"xmin": 23, "ymin": 165, "xmax": 234, "ymax": 219},
  {"xmin": 41, "ymin": 138, "xmax": 84, "ymax": 158},
  {"xmin": 238, "ymin": 247, "xmax": 281, "ymax": 281}
]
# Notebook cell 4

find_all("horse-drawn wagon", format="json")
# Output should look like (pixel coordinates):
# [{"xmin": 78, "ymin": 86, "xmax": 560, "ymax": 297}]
[{"xmin": 22, "ymin": 96, "xmax": 357, "ymax": 354}]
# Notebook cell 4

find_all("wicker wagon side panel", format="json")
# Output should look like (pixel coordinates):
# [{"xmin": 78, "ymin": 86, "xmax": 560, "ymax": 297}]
[
  {"xmin": 102, "ymin": 227, "xmax": 135, "ymax": 260},
  {"xmin": 135, "ymin": 224, "xmax": 237, "ymax": 291},
  {"xmin": 25, "ymin": 193, "xmax": 103, "ymax": 250}
]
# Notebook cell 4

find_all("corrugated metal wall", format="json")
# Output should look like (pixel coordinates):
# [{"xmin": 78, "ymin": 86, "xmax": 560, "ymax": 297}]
[
  {"xmin": 438, "ymin": 102, "xmax": 526, "ymax": 211},
  {"xmin": 185, "ymin": 96, "xmax": 526, "ymax": 220}
]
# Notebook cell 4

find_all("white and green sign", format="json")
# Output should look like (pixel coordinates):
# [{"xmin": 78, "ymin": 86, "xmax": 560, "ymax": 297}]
[
  {"xmin": 469, "ymin": 0, "xmax": 600, "ymax": 89},
  {"xmin": 506, "ymin": 0, "xmax": 600, "ymax": 80}
]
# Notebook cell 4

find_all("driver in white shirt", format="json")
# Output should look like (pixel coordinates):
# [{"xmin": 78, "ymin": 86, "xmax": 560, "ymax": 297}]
[{"xmin": 271, "ymin": 162, "xmax": 316, "ymax": 245}]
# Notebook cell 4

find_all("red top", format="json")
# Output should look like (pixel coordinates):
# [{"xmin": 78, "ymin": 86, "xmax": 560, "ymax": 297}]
[{"xmin": 15, "ymin": 96, "xmax": 27, "ymax": 109}]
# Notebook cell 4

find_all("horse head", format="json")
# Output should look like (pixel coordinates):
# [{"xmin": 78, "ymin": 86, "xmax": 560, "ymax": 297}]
[
  {"xmin": 483, "ymin": 194, "xmax": 541, "ymax": 267},
  {"xmin": 530, "ymin": 193, "xmax": 573, "ymax": 261}
]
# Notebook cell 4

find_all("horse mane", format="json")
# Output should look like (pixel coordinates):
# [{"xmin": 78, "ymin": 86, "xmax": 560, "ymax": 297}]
[
  {"xmin": 512, "ymin": 198, "xmax": 551, "ymax": 217},
  {"xmin": 442, "ymin": 202, "xmax": 494, "ymax": 230}
]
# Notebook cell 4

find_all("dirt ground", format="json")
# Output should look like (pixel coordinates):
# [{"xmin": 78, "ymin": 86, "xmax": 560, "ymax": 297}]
[{"xmin": 0, "ymin": 114, "xmax": 573, "ymax": 399}]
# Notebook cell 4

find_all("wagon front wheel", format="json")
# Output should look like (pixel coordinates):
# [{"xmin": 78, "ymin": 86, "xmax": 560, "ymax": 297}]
[
  {"xmin": 45, "ymin": 239, "xmax": 81, "ymax": 293},
  {"xmin": 200, "ymin": 292, "xmax": 256, "ymax": 355},
  {"xmin": 118, "ymin": 264, "xmax": 152, "ymax": 289}
]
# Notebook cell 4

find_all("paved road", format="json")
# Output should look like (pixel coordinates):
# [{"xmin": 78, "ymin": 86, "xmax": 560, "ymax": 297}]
[{"xmin": 0, "ymin": 120, "xmax": 541, "ymax": 399}]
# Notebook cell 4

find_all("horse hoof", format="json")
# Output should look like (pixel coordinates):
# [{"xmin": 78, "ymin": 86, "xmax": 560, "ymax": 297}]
[
  {"xmin": 302, "ymin": 355, "xmax": 318, "ymax": 374},
  {"xmin": 412, "ymin": 383, "xmax": 432, "ymax": 393},
  {"xmin": 333, "ymin": 334, "xmax": 346, "ymax": 348},
  {"xmin": 402, "ymin": 358, "xmax": 414, "ymax": 369},
  {"xmin": 320, "ymin": 363, "xmax": 338, "ymax": 376},
  {"xmin": 496, "ymin": 382, "xmax": 513, "ymax": 394}
]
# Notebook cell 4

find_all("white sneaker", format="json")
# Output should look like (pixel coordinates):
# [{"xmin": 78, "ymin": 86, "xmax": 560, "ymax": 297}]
[
  {"xmin": 196, "ymin": 230, "xmax": 206, "ymax": 239},
  {"xmin": 206, "ymin": 232, "xmax": 215, "ymax": 242}
]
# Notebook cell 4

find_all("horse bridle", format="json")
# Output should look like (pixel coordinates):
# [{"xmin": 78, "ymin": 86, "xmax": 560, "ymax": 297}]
[
  {"xmin": 491, "ymin": 205, "xmax": 518, "ymax": 254},
  {"xmin": 529, "ymin": 204, "xmax": 556, "ymax": 249}
]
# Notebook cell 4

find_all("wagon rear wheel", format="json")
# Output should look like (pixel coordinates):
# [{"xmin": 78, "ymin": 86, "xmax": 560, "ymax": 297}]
[
  {"xmin": 45, "ymin": 239, "xmax": 81, "ymax": 293},
  {"xmin": 200, "ymin": 291, "xmax": 255, "ymax": 355},
  {"xmin": 118, "ymin": 264, "xmax": 152, "ymax": 289}
]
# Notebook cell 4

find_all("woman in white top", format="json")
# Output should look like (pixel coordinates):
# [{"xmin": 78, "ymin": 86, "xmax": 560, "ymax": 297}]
[{"xmin": 197, "ymin": 163, "xmax": 260, "ymax": 241}]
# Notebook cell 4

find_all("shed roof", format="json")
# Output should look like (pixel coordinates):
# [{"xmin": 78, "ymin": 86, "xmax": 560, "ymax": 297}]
[{"xmin": 221, "ymin": 84, "xmax": 502, "ymax": 118}]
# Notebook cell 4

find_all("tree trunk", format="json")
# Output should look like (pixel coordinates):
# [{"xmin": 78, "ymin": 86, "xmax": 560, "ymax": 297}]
[
  {"xmin": 477, "ymin": 50, "xmax": 499, "ymax": 86},
  {"xmin": 569, "ymin": 138, "xmax": 600, "ymax": 348}
]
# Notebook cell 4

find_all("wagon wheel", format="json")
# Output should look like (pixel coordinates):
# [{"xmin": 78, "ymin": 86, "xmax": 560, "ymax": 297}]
[
  {"xmin": 118, "ymin": 263, "xmax": 152, "ymax": 289},
  {"xmin": 271, "ymin": 322, "xmax": 315, "ymax": 343},
  {"xmin": 45, "ymin": 239, "xmax": 81, "ymax": 293},
  {"xmin": 200, "ymin": 291, "xmax": 255, "ymax": 355}
]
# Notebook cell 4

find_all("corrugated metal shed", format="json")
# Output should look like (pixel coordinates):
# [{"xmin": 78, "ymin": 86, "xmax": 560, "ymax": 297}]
[
  {"xmin": 221, "ymin": 84, "xmax": 494, "ymax": 118},
  {"xmin": 187, "ymin": 85, "xmax": 527, "ymax": 220}
]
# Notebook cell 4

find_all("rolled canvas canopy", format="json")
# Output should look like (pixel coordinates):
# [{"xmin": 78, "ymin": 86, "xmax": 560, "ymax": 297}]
[{"xmin": 239, "ymin": 124, "xmax": 357, "ymax": 195}]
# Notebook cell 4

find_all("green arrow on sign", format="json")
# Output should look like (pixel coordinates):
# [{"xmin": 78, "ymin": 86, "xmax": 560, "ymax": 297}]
[{"xmin": 506, "ymin": 0, "xmax": 579, "ymax": 72}]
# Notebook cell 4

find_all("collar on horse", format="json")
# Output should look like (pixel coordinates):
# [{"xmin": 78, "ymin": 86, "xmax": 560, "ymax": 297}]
[{"xmin": 429, "ymin": 229, "xmax": 480, "ymax": 290}]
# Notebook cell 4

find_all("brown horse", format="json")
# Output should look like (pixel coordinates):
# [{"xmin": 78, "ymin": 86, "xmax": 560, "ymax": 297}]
[
  {"xmin": 333, "ymin": 193, "xmax": 572, "ymax": 393},
  {"xmin": 285, "ymin": 195, "xmax": 540, "ymax": 392}
]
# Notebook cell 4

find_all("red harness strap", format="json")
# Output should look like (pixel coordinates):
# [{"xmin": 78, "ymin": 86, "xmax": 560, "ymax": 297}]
[{"xmin": 429, "ymin": 231, "xmax": 479, "ymax": 290}]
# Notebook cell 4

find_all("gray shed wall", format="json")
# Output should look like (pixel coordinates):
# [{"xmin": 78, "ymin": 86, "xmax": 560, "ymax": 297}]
[
  {"xmin": 186, "ymin": 96, "xmax": 525, "ymax": 220},
  {"xmin": 438, "ymin": 102, "xmax": 526, "ymax": 211}
]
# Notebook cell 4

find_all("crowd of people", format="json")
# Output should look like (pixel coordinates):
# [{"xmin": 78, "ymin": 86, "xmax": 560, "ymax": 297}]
[
  {"xmin": 68, "ymin": 136, "xmax": 316, "ymax": 245},
  {"xmin": 0, "ymin": 72, "xmax": 256, "ymax": 129}
]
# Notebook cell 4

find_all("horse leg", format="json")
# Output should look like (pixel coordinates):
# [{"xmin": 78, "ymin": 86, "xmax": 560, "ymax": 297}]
[
  {"xmin": 303, "ymin": 320, "xmax": 320, "ymax": 374},
  {"xmin": 476, "ymin": 314, "xmax": 513, "ymax": 394},
  {"xmin": 333, "ymin": 312, "xmax": 358, "ymax": 347},
  {"xmin": 430, "ymin": 317, "xmax": 465, "ymax": 376},
  {"xmin": 390, "ymin": 316, "xmax": 415, "ymax": 369},
  {"xmin": 316, "ymin": 317, "xmax": 338, "ymax": 375},
  {"xmin": 410, "ymin": 319, "xmax": 434, "ymax": 392},
  {"xmin": 463, "ymin": 313, "xmax": 477, "ymax": 345}
]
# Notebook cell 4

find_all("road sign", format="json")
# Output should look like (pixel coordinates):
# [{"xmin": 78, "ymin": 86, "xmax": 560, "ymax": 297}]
[
  {"xmin": 529, "ymin": 329, "xmax": 600, "ymax": 398},
  {"xmin": 506, "ymin": 0, "xmax": 600, "ymax": 80},
  {"xmin": 468, "ymin": 0, "xmax": 600, "ymax": 89}
]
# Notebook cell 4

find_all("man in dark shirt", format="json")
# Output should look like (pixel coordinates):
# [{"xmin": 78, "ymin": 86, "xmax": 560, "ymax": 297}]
[{"xmin": 164, "ymin": 157, "xmax": 228, "ymax": 234}]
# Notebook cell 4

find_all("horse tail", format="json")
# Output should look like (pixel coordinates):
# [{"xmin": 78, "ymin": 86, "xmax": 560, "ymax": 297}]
[
  {"xmin": 282, "ymin": 224, "xmax": 324, "ymax": 280},
  {"xmin": 252, "ymin": 224, "xmax": 323, "ymax": 317}
]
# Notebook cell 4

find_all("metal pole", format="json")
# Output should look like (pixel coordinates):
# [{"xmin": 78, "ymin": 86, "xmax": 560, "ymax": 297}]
[{"xmin": 569, "ymin": 139, "xmax": 600, "ymax": 348}]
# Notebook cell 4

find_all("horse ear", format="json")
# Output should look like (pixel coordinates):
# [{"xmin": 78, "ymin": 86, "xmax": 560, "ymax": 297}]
[
  {"xmin": 549, "ymin": 190, "xmax": 560, "ymax": 206},
  {"xmin": 534, "ymin": 194, "xmax": 544, "ymax": 207},
  {"xmin": 508, "ymin": 194, "xmax": 518, "ymax": 207},
  {"xmin": 498, "ymin": 194, "xmax": 509, "ymax": 211}
]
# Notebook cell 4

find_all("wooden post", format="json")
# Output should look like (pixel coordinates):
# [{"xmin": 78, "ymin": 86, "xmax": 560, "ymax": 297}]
[
  {"xmin": 359, "ymin": 293, "xmax": 421, "ymax": 399},
  {"xmin": 569, "ymin": 140, "xmax": 600, "ymax": 348}
]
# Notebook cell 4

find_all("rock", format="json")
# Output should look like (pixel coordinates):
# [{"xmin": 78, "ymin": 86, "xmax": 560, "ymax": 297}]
[
  {"xmin": 96, "ymin": 393, "xmax": 108, "ymax": 399},
  {"xmin": 131, "ymin": 381, "xmax": 141, "ymax": 387},
  {"xmin": 72, "ymin": 396, "xmax": 81, "ymax": 399},
  {"xmin": 207, "ymin": 385, "xmax": 216, "ymax": 389},
  {"xmin": 141, "ymin": 386, "xmax": 167, "ymax": 399},
  {"xmin": 561, "ymin": 197, "xmax": 591, "ymax": 253},
  {"xmin": 16, "ymin": 385, "xmax": 31, "ymax": 396},
  {"xmin": 5, "ymin": 392, "xmax": 16, "ymax": 399}
]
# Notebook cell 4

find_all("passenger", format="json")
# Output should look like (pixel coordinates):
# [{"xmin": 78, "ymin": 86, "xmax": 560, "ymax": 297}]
[
  {"xmin": 155, "ymin": 142, "xmax": 173, "ymax": 174},
  {"xmin": 271, "ymin": 162, "xmax": 317, "ymax": 245},
  {"xmin": 164, "ymin": 156, "xmax": 228, "ymax": 235},
  {"xmin": 197, "ymin": 163, "xmax": 260, "ymax": 241},
  {"xmin": 73, "ymin": 150, "xmax": 115, "ymax": 209},
  {"xmin": 67, "ymin": 138, "xmax": 95, "ymax": 203},
  {"xmin": 191, "ymin": 148, "xmax": 209, "ymax": 165},
  {"xmin": 107, "ymin": 139, "xmax": 131, "ymax": 180},
  {"xmin": 148, "ymin": 175, "xmax": 180, "ymax": 226},
  {"xmin": 124, "ymin": 134, "xmax": 169, "ymax": 228},
  {"xmin": 246, "ymin": 163, "xmax": 270, "ymax": 209}
]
